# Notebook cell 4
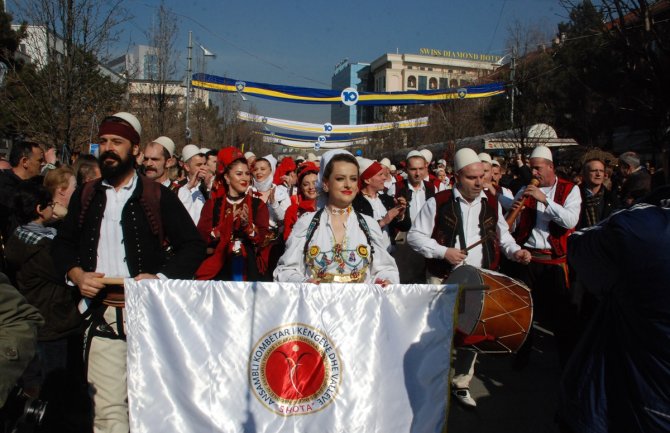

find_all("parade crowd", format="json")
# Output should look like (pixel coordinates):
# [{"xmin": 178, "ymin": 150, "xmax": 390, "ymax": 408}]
[{"xmin": 0, "ymin": 112, "xmax": 668, "ymax": 433}]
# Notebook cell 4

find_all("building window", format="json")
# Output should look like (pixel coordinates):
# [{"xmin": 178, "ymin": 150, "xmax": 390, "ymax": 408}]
[
  {"xmin": 407, "ymin": 75, "xmax": 417, "ymax": 88},
  {"xmin": 408, "ymin": 66, "xmax": 413, "ymax": 69},
  {"xmin": 418, "ymin": 76, "xmax": 427, "ymax": 90},
  {"xmin": 419, "ymin": 67, "xmax": 425, "ymax": 71},
  {"xmin": 429, "ymin": 77, "xmax": 438, "ymax": 90},
  {"xmin": 428, "ymin": 67, "xmax": 433, "ymax": 71},
  {"xmin": 450, "ymin": 78, "xmax": 459, "ymax": 87},
  {"xmin": 382, "ymin": 76, "xmax": 386, "ymax": 91},
  {"xmin": 439, "ymin": 78, "xmax": 448, "ymax": 89}
]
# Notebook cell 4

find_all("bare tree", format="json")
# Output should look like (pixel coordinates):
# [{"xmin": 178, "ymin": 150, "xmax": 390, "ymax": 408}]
[
  {"xmin": 9, "ymin": 0, "xmax": 129, "ymax": 154},
  {"xmin": 135, "ymin": 1, "xmax": 181, "ymax": 141}
]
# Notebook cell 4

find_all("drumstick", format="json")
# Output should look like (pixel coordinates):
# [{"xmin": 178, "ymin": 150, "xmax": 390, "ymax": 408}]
[
  {"xmin": 96, "ymin": 277, "xmax": 125, "ymax": 286},
  {"xmin": 463, "ymin": 232, "xmax": 494, "ymax": 252}
]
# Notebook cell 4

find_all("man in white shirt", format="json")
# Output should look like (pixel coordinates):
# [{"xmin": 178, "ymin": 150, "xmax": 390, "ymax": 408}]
[
  {"xmin": 176, "ymin": 144, "xmax": 210, "ymax": 225},
  {"xmin": 393, "ymin": 150, "xmax": 435, "ymax": 283},
  {"xmin": 142, "ymin": 136, "xmax": 176, "ymax": 188},
  {"xmin": 408, "ymin": 148, "xmax": 531, "ymax": 408},
  {"xmin": 52, "ymin": 113, "xmax": 204, "ymax": 433},
  {"xmin": 508, "ymin": 145, "xmax": 582, "ymax": 368}
]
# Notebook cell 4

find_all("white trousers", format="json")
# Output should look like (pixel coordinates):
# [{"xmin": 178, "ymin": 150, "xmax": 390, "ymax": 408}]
[{"xmin": 87, "ymin": 307, "xmax": 129, "ymax": 433}]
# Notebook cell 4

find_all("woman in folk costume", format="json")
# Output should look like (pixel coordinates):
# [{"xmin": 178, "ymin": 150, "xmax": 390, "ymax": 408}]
[
  {"xmin": 273, "ymin": 150, "xmax": 399, "ymax": 284},
  {"xmin": 251, "ymin": 154, "xmax": 291, "ymax": 232},
  {"xmin": 195, "ymin": 148, "xmax": 272, "ymax": 281},
  {"xmin": 283, "ymin": 161, "xmax": 319, "ymax": 241},
  {"xmin": 251, "ymin": 154, "xmax": 292, "ymax": 274},
  {"xmin": 274, "ymin": 156, "xmax": 298, "ymax": 199}
]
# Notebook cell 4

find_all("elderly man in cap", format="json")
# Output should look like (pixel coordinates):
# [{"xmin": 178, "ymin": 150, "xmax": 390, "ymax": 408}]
[
  {"xmin": 175, "ymin": 144, "xmax": 211, "ymax": 225},
  {"xmin": 508, "ymin": 145, "xmax": 582, "ymax": 368},
  {"xmin": 142, "ymin": 136, "xmax": 176, "ymax": 188},
  {"xmin": 52, "ymin": 112, "xmax": 205, "ymax": 433},
  {"xmin": 407, "ymin": 148, "xmax": 531, "ymax": 407}
]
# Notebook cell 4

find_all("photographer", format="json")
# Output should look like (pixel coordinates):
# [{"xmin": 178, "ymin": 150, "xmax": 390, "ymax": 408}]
[{"xmin": 0, "ymin": 272, "xmax": 43, "ymax": 413}]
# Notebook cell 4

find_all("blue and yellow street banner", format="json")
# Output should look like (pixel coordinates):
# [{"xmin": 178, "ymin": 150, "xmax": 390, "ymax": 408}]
[
  {"xmin": 192, "ymin": 73, "xmax": 505, "ymax": 106},
  {"xmin": 238, "ymin": 111, "xmax": 428, "ymax": 134}
]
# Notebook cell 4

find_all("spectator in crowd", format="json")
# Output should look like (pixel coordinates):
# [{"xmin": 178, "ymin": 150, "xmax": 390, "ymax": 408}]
[
  {"xmin": 577, "ymin": 158, "xmax": 619, "ymax": 229},
  {"xmin": 560, "ymin": 186, "xmax": 670, "ymax": 433},
  {"xmin": 6, "ymin": 183, "xmax": 81, "ymax": 397},
  {"xmin": 618, "ymin": 151, "xmax": 652, "ymax": 207},
  {"xmin": 0, "ymin": 272, "xmax": 43, "ymax": 409},
  {"xmin": 0, "ymin": 141, "xmax": 46, "ymax": 276},
  {"xmin": 73, "ymin": 154, "xmax": 101, "ymax": 186},
  {"xmin": 43, "ymin": 165, "xmax": 77, "ymax": 222}
]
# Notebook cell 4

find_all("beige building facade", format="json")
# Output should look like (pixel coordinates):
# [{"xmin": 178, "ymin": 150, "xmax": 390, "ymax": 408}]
[{"xmin": 369, "ymin": 52, "xmax": 499, "ymax": 93}]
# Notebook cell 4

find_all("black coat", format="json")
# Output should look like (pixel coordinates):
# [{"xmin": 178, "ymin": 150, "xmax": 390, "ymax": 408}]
[
  {"xmin": 6, "ymin": 235, "xmax": 81, "ymax": 341},
  {"xmin": 52, "ymin": 176, "xmax": 205, "ymax": 279},
  {"xmin": 577, "ymin": 185, "xmax": 620, "ymax": 229}
]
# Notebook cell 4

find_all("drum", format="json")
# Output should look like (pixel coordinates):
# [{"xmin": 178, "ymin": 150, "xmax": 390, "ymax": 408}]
[{"xmin": 446, "ymin": 265, "xmax": 533, "ymax": 354}]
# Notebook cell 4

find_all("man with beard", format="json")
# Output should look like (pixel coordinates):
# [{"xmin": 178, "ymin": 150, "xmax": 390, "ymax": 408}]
[
  {"xmin": 52, "ymin": 112, "xmax": 205, "ymax": 433},
  {"xmin": 142, "ymin": 136, "xmax": 176, "ymax": 188}
]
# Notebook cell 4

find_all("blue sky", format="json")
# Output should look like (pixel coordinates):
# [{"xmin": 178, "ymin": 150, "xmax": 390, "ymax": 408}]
[{"xmin": 9, "ymin": 0, "xmax": 569, "ymax": 123}]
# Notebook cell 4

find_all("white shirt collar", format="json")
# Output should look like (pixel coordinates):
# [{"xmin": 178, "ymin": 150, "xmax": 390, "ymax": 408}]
[
  {"xmin": 453, "ymin": 187, "xmax": 486, "ymax": 204},
  {"xmin": 101, "ymin": 172, "xmax": 138, "ymax": 191}
]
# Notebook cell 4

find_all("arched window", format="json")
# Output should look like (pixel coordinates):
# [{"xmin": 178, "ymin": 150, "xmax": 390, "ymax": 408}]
[
  {"xmin": 407, "ymin": 75, "xmax": 417, "ymax": 88},
  {"xmin": 449, "ymin": 78, "xmax": 459, "ymax": 88},
  {"xmin": 429, "ymin": 77, "xmax": 438, "ymax": 90}
]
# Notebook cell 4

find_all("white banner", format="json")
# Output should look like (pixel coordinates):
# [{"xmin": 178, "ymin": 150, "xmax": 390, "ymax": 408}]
[
  {"xmin": 237, "ymin": 111, "xmax": 429, "ymax": 134},
  {"xmin": 125, "ymin": 280, "xmax": 457, "ymax": 433}
]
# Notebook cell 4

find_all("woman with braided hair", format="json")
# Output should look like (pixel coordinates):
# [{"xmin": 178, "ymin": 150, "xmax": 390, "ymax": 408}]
[
  {"xmin": 273, "ymin": 150, "xmax": 398, "ymax": 285},
  {"xmin": 195, "ymin": 148, "xmax": 272, "ymax": 281}
]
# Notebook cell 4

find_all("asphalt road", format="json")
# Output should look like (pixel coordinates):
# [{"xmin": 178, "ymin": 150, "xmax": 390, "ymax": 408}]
[{"xmin": 447, "ymin": 325, "xmax": 562, "ymax": 433}]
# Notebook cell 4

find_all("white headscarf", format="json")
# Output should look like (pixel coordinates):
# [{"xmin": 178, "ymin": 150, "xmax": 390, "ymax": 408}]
[
  {"xmin": 253, "ymin": 154, "xmax": 278, "ymax": 192},
  {"xmin": 317, "ymin": 149, "xmax": 354, "ymax": 208}
]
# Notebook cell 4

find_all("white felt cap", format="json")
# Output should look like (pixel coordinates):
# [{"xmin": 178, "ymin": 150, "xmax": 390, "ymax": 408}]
[
  {"xmin": 151, "ymin": 136, "xmax": 175, "ymax": 158},
  {"xmin": 379, "ymin": 158, "xmax": 391, "ymax": 169},
  {"xmin": 478, "ymin": 152, "xmax": 492, "ymax": 164},
  {"xmin": 530, "ymin": 146, "xmax": 553, "ymax": 161},
  {"xmin": 181, "ymin": 144, "xmax": 203, "ymax": 162},
  {"xmin": 111, "ymin": 112, "xmax": 141, "ymax": 137},
  {"xmin": 454, "ymin": 148, "xmax": 481, "ymax": 172},
  {"xmin": 420, "ymin": 149, "xmax": 433, "ymax": 163},
  {"xmin": 406, "ymin": 150, "xmax": 424, "ymax": 161}
]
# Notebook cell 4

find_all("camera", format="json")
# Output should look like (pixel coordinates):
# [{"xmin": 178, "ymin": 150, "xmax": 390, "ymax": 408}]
[{"xmin": 0, "ymin": 387, "xmax": 47, "ymax": 433}]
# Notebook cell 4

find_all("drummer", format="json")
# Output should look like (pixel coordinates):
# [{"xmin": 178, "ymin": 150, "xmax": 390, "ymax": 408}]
[{"xmin": 407, "ymin": 148, "xmax": 531, "ymax": 408}]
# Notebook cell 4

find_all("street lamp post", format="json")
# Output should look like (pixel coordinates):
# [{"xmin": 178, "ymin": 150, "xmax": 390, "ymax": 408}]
[{"xmin": 185, "ymin": 31, "xmax": 193, "ymax": 141}]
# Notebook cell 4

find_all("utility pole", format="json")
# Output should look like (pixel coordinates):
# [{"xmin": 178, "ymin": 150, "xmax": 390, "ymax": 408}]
[
  {"xmin": 509, "ymin": 47, "xmax": 516, "ymax": 129},
  {"xmin": 185, "ymin": 31, "xmax": 192, "ymax": 142}
]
